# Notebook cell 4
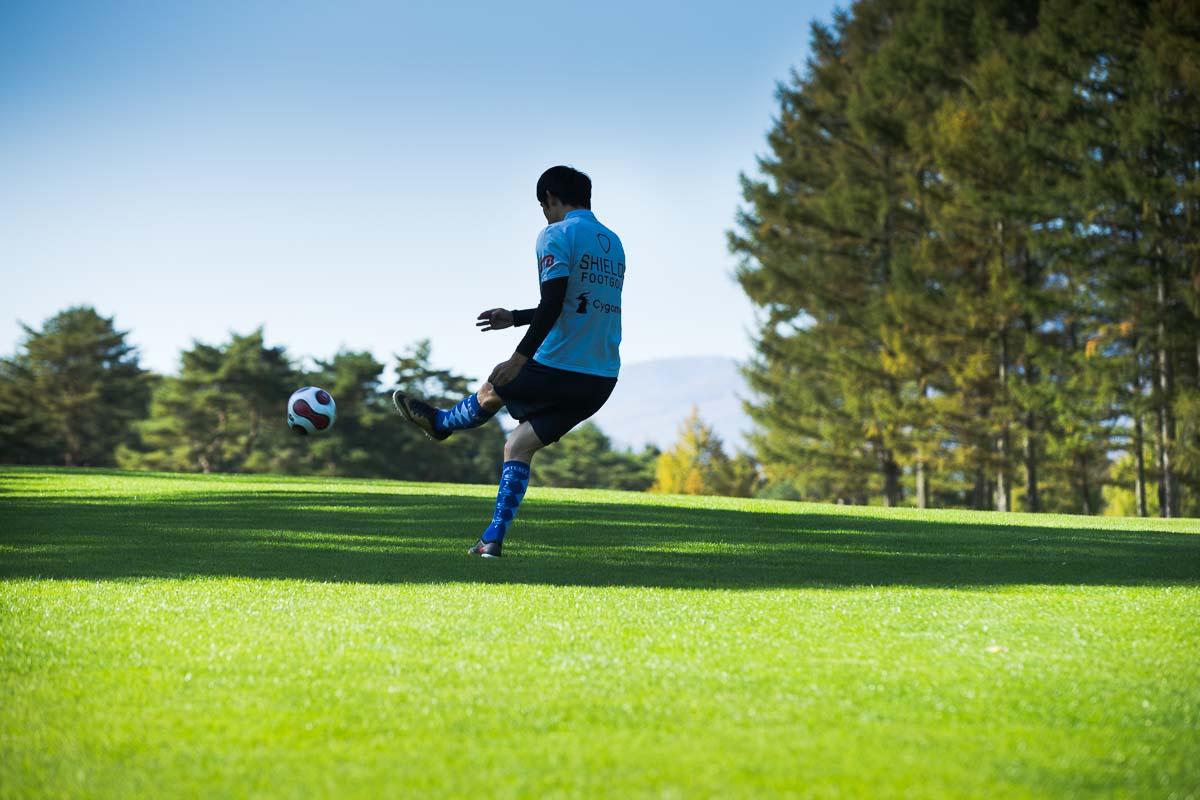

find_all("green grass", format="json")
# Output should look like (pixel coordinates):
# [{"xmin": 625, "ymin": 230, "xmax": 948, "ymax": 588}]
[{"xmin": 2, "ymin": 466, "xmax": 1198, "ymax": 799}]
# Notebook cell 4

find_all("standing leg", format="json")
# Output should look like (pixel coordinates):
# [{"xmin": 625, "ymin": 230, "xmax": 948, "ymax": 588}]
[{"xmin": 469, "ymin": 421, "xmax": 546, "ymax": 558}]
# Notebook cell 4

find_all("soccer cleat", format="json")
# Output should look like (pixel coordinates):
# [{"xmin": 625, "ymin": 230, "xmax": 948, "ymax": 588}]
[
  {"xmin": 468, "ymin": 538, "xmax": 502, "ymax": 558},
  {"xmin": 393, "ymin": 391, "xmax": 451, "ymax": 441}
]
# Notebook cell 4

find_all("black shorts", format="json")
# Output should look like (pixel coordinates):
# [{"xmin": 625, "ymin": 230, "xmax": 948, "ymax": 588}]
[{"xmin": 493, "ymin": 359, "xmax": 617, "ymax": 445}]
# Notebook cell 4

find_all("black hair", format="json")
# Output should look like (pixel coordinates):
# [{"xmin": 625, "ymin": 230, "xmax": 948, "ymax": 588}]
[{"xmin": 536, "ymin": 165, "xmax": 591, "ymax": 209}]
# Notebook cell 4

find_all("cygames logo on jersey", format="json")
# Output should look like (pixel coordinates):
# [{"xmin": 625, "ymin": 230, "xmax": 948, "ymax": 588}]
[{"xmin": 575, "ymin": 292, "xmax": 590, "ymax": 313}]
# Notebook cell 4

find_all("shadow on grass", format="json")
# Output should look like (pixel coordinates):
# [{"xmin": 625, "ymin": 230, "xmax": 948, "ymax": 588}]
[{"xmin": 1, "ymin": 489, "xmax": 1197, "ymax": 588}]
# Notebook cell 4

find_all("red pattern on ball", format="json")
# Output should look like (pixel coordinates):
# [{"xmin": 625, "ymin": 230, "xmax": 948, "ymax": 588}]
[
  {"xmin": 292, "ymin": 399, "xmax": 330, "ymax": 430},
  {"xmin": 315, "ymin": 390, "xmax": 331, "ymax": 405}
]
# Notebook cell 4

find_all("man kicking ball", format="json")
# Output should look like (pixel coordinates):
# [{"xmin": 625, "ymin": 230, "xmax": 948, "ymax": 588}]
[{"xmin": 394, "ymin": 165, "xmax": 625, "ymax": 557}]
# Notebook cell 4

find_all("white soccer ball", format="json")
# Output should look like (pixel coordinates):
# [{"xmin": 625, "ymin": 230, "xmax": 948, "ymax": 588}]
[{"xmin": 287, "ymin": 386, "xmax": 337, "ymax": 435}]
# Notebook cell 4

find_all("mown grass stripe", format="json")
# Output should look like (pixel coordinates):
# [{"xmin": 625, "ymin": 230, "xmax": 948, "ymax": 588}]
[{"xmin": 2, "ymin": 467, "xmax": 1197, "ymax": 798}]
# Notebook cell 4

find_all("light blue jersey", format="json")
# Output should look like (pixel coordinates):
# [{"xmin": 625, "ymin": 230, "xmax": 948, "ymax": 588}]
[{"xmin": 534, "ymin": 209, "xmax": 624, "ymax": 377}]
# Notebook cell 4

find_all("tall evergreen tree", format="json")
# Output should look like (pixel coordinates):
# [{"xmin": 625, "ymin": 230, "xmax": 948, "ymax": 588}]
[
  {"xmin": 0, "ymin": 307, "xmax": 150, "ymax": 467},
  {"xmin": 731, "ymin": 6, "xmax": 904, "ymax": 505},
  {"xmin": 387, "ymin": 340, "xmax": 505, "ymax": 484},
  {"xmin": 284, "ymin": 350, "xmax": 394, "ymax": 478},
  {"xmin": 733, "ymin": 0, "xmax": 1197, "ymax": 514},
  {"xmin": 1035, "ymin": 0, "xmax": 1200, "ymax": 516},
  {"xmin": 924, "ymin": 14, "xmax": 1091, "ymax": 512},
  {"xmin": 120, "ymin": 330, "xmax": 299, "ymax": 473},
  {"xmin": 733, "ymin": 0, "xmax": 1032, "ymax": 507}
]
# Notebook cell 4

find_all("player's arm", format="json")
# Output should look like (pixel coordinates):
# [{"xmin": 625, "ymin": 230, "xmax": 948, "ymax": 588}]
[
  {"xmin": 515, "ymin": 277, "xmax": 567, "ymax": 355},
  {"xmin": 486, "ymin": 277, "xmax": 567, "ymax": 386},
  {"xmin": 487, "ymin": 227, "xmax": 571, "ymax": 386},
  {"xmin": 474, "ymin": 306, "xmax": 539, "ymax": 330}
]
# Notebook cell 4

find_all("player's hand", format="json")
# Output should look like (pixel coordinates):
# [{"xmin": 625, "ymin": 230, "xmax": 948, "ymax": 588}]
[
  {"xmin": 488, "ymin": 352, "xmax": 528, "ymax": 387},
  {"xmin": 476, "ymin": 308, "xmax": 514, "ymax": 331}
]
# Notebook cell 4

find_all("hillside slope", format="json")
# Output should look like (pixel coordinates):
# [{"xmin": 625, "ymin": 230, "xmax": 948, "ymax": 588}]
[{"xmin": 589, "ymin": 356, "xmax": 752, "ymax": 451}]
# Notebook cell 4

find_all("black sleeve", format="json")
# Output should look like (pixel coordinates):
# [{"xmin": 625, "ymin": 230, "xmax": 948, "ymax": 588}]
[
  {"xmin": 512, "ymin": 308, "xmax": 535, "ymax": 327},
  {"xmin": 515, "ymin": 277, "xmax": 568, "ymax": 358}
]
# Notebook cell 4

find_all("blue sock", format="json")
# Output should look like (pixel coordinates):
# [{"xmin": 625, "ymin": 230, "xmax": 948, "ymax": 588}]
[
  {"xmin": 434, "ymin": 393, "xmax": 495, "ymax": 433},
  {"xmin": 481, "ymin": 461, "xmax": 531, "ymax": 543}
]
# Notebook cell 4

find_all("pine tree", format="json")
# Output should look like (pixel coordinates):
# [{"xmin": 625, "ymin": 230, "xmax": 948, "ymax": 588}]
[
  {"xmin": 120, "ymin": 330, "xmax": 299, "ymax": 473},
  {"xmin": 731, "ymin": 0, "xmax": 1197, "ymax": 514},
  {"xmin": 731, "ymin": 6, "xmax": 904, "ymax": 505},
  {"xmin": 388, "ymin": 340, "xmax": 505, "ymax": 484},
  {"xmin": 922, "ymin": 16, "xmax": 1094, "ymax": 511},
  {"xmin": 733, "ymin": 0, "xmax": 1035, "ymax": 507},
  {"xmin": 1035, "ymin": 0, "xmax": 1200, "ymax": 516},
  {"xmin": 285, "ymin": 350, "xmax": 393, "ymax": 478},
  {"xmin": 0, "ymin": 307, "xmax": 150, "ymax": 467}
]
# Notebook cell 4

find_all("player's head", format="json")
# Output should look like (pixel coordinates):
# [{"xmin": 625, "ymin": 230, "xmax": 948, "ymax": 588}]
[{"xmin": 537, "ymin": 165, "xmax": 591, "ymax": 223}]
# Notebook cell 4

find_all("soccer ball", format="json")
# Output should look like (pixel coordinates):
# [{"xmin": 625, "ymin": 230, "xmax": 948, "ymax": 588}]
[{"xmin": 287, "ymin": 386, "xmax": 336, "ymax": 435}]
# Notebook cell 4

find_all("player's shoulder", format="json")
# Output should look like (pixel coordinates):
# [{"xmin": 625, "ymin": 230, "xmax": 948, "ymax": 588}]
[
  {"xmin": 583, "ymin": 216, "xmax": 623, "ymax": 253},
  {"xmin": 540, "ymin": 219, "xmax": 572, "ymax": 236},
  {"xmin": 561, "ymin": 211, "xmax": 619, "ymax": 240},
  {"xmin": 537, "ymin": 219, "xmax": 571, "ymax": 249},
  {"xmin": 539, "ymin": 212, "xmax": 621, "ymax": 251}
]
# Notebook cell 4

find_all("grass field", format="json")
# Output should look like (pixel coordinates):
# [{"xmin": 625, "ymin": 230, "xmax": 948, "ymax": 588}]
[{"xmin": 1, "ymin": 466, "xmax": 1198, "ymax": 798}]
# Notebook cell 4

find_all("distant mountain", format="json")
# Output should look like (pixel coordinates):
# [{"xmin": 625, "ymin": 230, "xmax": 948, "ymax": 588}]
[{"xmin": 589, "ymin": 357, "xmax": 754, "ymax": 452}]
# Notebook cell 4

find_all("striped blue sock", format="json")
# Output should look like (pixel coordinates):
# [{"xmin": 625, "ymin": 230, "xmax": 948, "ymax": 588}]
[
  {"xmin": 481, "ymin": 461, "xmax": 531, "ymax": 543},
  {"xmin": 434, "ymin": 393, "xmax": 495, "ymax": 433}
]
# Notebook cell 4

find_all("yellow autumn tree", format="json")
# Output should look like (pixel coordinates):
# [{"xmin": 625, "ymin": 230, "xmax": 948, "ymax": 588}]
[{"xmin": 651, "ymin": 407, "xmax": 759, "ymax": 497}]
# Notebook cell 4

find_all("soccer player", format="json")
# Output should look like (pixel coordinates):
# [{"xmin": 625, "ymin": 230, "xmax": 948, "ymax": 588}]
[{"xmin": 394, "ymin": 165, "xmax": 625, "ymax": 557}]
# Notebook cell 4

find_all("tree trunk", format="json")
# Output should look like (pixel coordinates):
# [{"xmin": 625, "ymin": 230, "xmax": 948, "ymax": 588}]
[
  {"xmin": 1132, "ymin": 347, "xmax": 1148, "ymax": 517},
  {"xmin": 1079, "ymin": 453, "xmax": 1093, "ymax": 515},
  {"xmin": 1157, "ymin": 260, "xmax": 1176, "ymax": 518},
  {"xmin": 996, "ymin": 329, "xmax": 1011, "ymax": 512},
  {"xmin": 916, "ymin": 460, "xmax": 928, "ymax": 509},
  {"xmin": 1155, "ymin": 405, "xmax": 1167, "ymax": 515},
  {"xmin": 1020, "ymin": 247, "xmax": 1040, "ymax": 513},
  {"xmin": 1023, "ymin": 418, "xmax": 1039, "ymax": 513},
  {"xmin": 973, "ymin": 468, "xmax": 986, "ymax": 510},
  {"xmin": 882, "ymin": 452, "xmax": 901, "ymax": 507},
  {"xmin": 1134, "ymin": 413, "xmax": 1148, "ymax": 517},
  {"xmin": 63, "ymin": 434, "xmax": 82, "ymax": 468},
  {"xmin": 240, "ymin": 410, "xmax": 261, "ymax": 469}
]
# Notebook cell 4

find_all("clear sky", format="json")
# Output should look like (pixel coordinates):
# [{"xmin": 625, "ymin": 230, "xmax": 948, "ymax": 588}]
[{"xmin": 1, "ymin": 0, "xmax": 839, "ymax": 381}]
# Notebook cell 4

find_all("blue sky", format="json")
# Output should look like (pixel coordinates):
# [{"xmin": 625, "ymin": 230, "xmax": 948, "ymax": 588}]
[{"xmin": 1, "ymin": 0, "xmax": 839, "ymax": 381}]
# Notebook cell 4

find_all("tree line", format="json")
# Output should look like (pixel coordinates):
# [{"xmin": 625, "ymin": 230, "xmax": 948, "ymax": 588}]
[
  {"xmin": 731, "ymin": 0, "xmax": 1199, "ymax": 516},
  {"xmin": 8, "ymin": 0, "xmax": 1196, "ymax": 517},
  {"xmin": 0, "ymin": 307, "xmax": 661, "ymax": 490}
]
